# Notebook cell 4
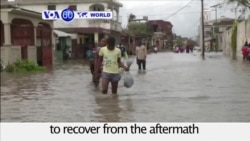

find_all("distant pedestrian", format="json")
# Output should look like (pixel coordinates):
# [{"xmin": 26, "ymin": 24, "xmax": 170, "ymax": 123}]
[
  {"xmin": 98, "ymin": 37, "xmax": 129, "ymax": 94},
  {"xmin": 116, "ymin": 42, "xmax": 128, "ymax": 73},
  {"xmin": 186, "ymin": 45, "xmax": 190, "ymax": 53},
  {"xmin": 175, "ymin": 46, "xmax": 179, "ymax": 53},
  {"xmin": 190, "ymin": 46, "xmax": 194, "ymax": 53},
  {"xmin": 180, "ymin": 47, "xmax": 184, "ymax": 53},
  {"xmin": 136, "ymin": 41, "xmax": 147, "ymax": 71},
  {"xmin": 242, "ymin": 41, "xmax": 249, "ymax": 60},
  {"xmin": 153, "ymin": 45, "xmax": 158, "ymax": 53},
  {"xmin": 247, "ymin": 43, "xmax": 250, "ymax": 61}
]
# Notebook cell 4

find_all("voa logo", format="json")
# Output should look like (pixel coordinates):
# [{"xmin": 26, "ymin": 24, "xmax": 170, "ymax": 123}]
[
  {"xmin": 42, "ymin": 8, "xmax": 113, "ymax": 22},
  {"xmin": 42, "ymin": 10, "xmax": 60, "ymax": 19},
  {"xmin": 42, "ymin": 8, "xmax": 75, "ymax": 22}
]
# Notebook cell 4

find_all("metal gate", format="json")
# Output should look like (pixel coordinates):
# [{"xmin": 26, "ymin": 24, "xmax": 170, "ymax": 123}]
[
  {"xmin": 12, "ymin": 26, "xmax": 34, "ymax": 45},
  {"xmin": 37, "ymin": 24, "xmax": 52, "ymax": 67},
  {"xmin": 21, "ymin": 45, "xmax": 28, "ymax": 60},
  {"xmin": 71, "ymin": 39, "xmax": 78, "ymax": 59}
]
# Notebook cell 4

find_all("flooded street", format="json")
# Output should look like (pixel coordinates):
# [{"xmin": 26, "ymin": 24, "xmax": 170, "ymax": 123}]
[{"xmin": 1, "ymin": 52, "xmax": 250, "ymax": 122}]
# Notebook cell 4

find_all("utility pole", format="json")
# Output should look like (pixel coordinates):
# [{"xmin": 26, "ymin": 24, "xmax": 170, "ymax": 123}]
[
  {"xmin": 201, "ymin": 0, "xmax": 205, "ymax": 59},
  {"xmin": 211, "ymin": 3, "xmax": 221, "ymax": 53},
  {"xmin": 234, "ymin": 7, "xmax": 238, "ymax": 20},
  {"xmin": 215, "ymin": 7, "xmax": 218, "ymax": 52},
  {"xmin": 214, "ymin": 4, "xmax": 220, "ymax": 52}
]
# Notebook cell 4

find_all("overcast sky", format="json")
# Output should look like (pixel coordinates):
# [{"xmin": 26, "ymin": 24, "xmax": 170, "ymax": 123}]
[{"xmin": 118, "ymin": 0, "xmax": 241, "ymax": 39}]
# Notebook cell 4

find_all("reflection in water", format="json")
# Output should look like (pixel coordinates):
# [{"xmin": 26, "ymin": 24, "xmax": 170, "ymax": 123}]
[
  {"xmin": 84, "ymin": 82, "xmax": 135, "ymax": 122},
  {"xmin": 94, "ymin": 95, "xmax": 123, "ymax": 122},
  {"xmin": 1, "ymin": 53, "xmax": 250, "ymax": 122},
  {"xmin": 1, "ymin": 73, "xmax": 53, "ymax": 121},
  {"xmin": 1, "ymin": 73, "xmax": 52, "ymax": 100}
]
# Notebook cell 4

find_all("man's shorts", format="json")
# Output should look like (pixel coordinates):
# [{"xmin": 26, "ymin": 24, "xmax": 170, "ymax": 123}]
[{"xmin": 102, "ymin": 72, "xmax": 121, "ymax": 83}]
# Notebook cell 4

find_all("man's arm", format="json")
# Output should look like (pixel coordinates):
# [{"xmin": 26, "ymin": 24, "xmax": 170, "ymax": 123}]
[
  {"xmin": 118, "ymin": 58, "xmax": 127, "ymax": 69},
  {"xmin": 117, "ymin": 50, "xmax": 128, "ymax": 71},
  {"xmin": 124, "ymin": 47, "xmax": 129, "ymax": 59},
  {"xmin": 98, "ymin": 48, "xmax": 104, "ymax": 69},
  {"xmin": 135, "ymin": 47, "xmax": 138, "ymax": 57},
  {"xmin": 95, "ymin": 48, "xmax": 103, "ymax": 74},
  {"xmin": 94, "ymin": 48, "xmax": 99, "ymax": 74},
  {"xmin": 98, "ymin": 56, "xmax": 103, "ymax": 71},
  {"xmin": 144, "ymin": 46, "xmax": 147, "ymax": 58}
]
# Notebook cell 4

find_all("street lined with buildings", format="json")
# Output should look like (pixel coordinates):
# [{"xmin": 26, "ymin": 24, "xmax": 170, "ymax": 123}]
[
  {"xmin": 199, "ymin": 2, "xmax": 250, "ymax": 58},
  {"xmin": 1, "ymin": 0, "xmax": 176, "ymax": 67},
  {"xmin": 1, "ymin": 0, "xmax": 250, "ymax": 122},
  {"xmin": 1, "ymin": 52, "xmax": 250, "ymax": 122}
]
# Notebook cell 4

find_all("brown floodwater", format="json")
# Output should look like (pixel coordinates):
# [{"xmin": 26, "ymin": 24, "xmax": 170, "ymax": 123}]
[{"xmin": 1, "ymin": 52, "xmax": 250, "ymax": 122}]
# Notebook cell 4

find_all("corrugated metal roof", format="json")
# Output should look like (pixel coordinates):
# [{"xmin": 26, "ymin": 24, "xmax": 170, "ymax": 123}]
[{"xmin": 53, "ymin": 30, "xmax": 77, "ymax": 39}]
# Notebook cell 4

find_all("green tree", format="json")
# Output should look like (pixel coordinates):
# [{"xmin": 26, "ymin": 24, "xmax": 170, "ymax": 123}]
[
  {"xmin": 231, "ymin": 21, "xmax": 238, "ymax": 60},
  {"xmin": 227, "ymin": 0, "xmax": 250, "ymax": 8},
  {"xmin": 175, "ymin": 37, "xmax": 184, "ymax": 47},
  {"xmin": 127, "ymin": 22, "xmax": 152, "ymax": 36}
]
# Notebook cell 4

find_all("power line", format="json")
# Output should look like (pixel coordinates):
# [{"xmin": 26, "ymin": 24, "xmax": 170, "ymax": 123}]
[
  {"xmin": 123, "ymin": 0, "xmax": 202, "ymax": 11},
  {"xmin": 165, "ymin": 0, "xmax": 195, "ymax": 20},
  {"xmin": 121, "ymin": 0, "xmax": 236, "ymax": 22},
  {"xmin": 120, "ymin": 8, "xmax": 233, "ymax": 18},
  {"xmin": 121, "ymin": 11, "xmax": 199, "ymax": 18},
  {"xmin": 125, "ymin": 3, "xmax": 183, "ymax": 11},
  {"xmin": 123, "ymin": 0, "xmax": 195, "ymax": 18},
  {"xmin": 120, "ymin": 0, "xmax": 223, "ymax": 2},
  {"xmin": 123, "ymin": 0, "xmax": 226, "ymax": 12}
]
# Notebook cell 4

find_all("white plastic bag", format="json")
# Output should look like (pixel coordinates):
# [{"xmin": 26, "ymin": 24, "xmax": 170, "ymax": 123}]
[
  {"xmin": 123, "ymin": 58, "xmax": 134, "ymax": 88},
  {"xmin": 123, "ymin": 72, "xmax": 134, "ymax": 88}
]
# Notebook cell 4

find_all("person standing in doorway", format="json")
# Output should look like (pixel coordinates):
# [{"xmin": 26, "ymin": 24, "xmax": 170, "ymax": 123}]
[
  {"xmin": 136, "ymin": 41, "xmax": 147, "ymax": 71},
  {"xmin": 98, "ymin": 37, "xmax": 129, "ymax": 94}
]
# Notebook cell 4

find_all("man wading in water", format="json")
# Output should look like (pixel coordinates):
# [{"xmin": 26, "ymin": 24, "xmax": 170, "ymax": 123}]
[
  {"xmin": 136, "ymin": 41, "xmax": 147, "ymax": 71},
  {"xmin": 94, "ymin": 38, "xmax": 107, "ymax": 86},
  {"xmin": 86, "ymin": 43, "xmax": 96, "ymax": 82},
  {"xmin": 97, "ymin": 37, "xmax": 129, "ymax": 94}
]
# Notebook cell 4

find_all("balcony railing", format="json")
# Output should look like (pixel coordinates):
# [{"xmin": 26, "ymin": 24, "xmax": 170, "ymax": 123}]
[
  {"xmin": 54, "ymin": 19, "xmax": 122, "ymax": 31},
  {"xmin": 1, "ymin": 0, "xmax": 123, "ymax": 5},
  {"xmin": 110, "ymin": 20, "xmax": 122, "ymax": 31},
  {"xmin": 154, "ymin": 32, "xmax": 164, "ymax": 35},
  {"xmin": 88, "ymin": 19, "xmax": 122, "ymax": 31}
]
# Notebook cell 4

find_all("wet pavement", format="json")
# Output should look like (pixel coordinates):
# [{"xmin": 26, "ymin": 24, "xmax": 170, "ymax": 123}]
[{"xmin": 1, "ymin": 52, "xmax": 250, "ymax": 122}]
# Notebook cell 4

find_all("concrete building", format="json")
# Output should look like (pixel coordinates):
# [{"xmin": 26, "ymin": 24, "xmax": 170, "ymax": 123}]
[
  {"xmin": 2, "ymin": 0, "xmax": 123, "ymax": 45},
  {"xmin": 220, "ymin": 17, "xmax": 250, "ymax": 58},
  {"xmin": 0, "ymin": 4, "xmax": 54, "ymax": 67},
  {"xmin": 2, "ymin": 0, "xmax": 123, "ymax": 59},
  {"xmin": 199, "ymin": 17, "xmax": 235, "ymax": 51},
  {"xmin": 147, "ymin": 20, "xmax": 173, "ymax": 51},
  {"xmin": 198, "ymin": 9, "xmax": 211, "ymax": 48}
]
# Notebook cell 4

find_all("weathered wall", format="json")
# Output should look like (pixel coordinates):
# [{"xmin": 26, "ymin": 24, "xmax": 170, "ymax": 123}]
[
  {"xmin": 28, "ymin": 46, "xmax": 37, "ymax": 63},
  {"xmin": 0, "ymin": 46, "xmax": 21, "ymax": 65},
  {"xmin": 220, "ymin": 17, "xmax": 250, "ymax": 59},
  {"xmin": 220, "ymin": 29, "xmax": 232, "ymax": 57},
  {"xmin": 237, "ymin": 18, "xmax": 250, "ymax": 57},
  {"xmin": 0, "ymin": 8, "xmax": 54, "ymax": 67}
]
